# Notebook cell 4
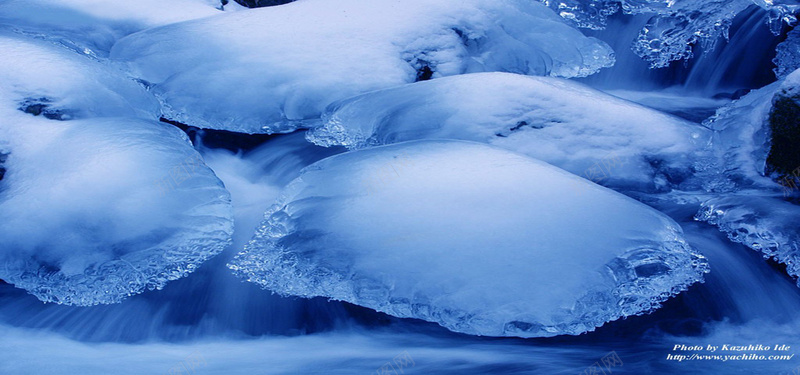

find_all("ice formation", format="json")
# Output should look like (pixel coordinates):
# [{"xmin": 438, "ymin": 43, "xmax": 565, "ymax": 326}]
[
  {"xmin": 110, "ymin": 0, "xmax": 615, "ymax": 134},
  {"xmin": 696, "ymin": 195, "xmax": 800, "ymax": 285},
  {"xmin": 703, "ymin": 68, "xmax": 800, "ymax": 191},
  {"xmin": 0, "ymin": 33, "xmax": 234, "ymax": 305},
  {"xmin": 0, "ymin": 0, "xmax": 226, "ymax": 56},
  {"xmin": 537, "ymin": 0, "xmax": 800, "ymax": 68},
  {"xmin": 230, "ymin": 140, "xmax": 709, "ymax": 337},
  {"xmin": 774, "ymin": 28, "xmax": 800, "ymax": 80},
  {"xmin": 0, "ymin": 113, "xmax": 234, "ymax": 306},
  {"xmin": 695, "ymin": 69, "xmax": 800, "ymax": 287},
  {"xmin": 308, "ymin": 72, "xmax": 709, "ymax": 192},
  {"xmin": 0, "ymin": 33, "xmax": 159, "ymax": 120}
]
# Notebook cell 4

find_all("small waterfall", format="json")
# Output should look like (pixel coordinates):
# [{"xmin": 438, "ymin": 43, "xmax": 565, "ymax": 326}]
[
  {"xmin": 0, "ymin": 133, "xmax": 355, "ymax": 343},
  {"xmin": 580, "ymin": 6, "xmax": 784, "ymax": 97},
  {"xmin": 3, "ymin": 3, "xmax": 800, "ymax": 373}
]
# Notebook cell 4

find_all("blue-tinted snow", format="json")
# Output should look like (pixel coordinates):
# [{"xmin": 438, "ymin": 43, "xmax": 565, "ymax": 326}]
[
  {"xmin": 0, "ymin": 32, "xmax": 234, "ymax": 306},
  {"xmin": 110, "ymin": 0, "xmax": 615, "ymax": 134},
  {"xmin": 230, "ymin": 140, "xmax": 708, "ymax": 337},
  {"xmin": 308, "ymin": 72, "xmax": 710, "ymax": 192}
]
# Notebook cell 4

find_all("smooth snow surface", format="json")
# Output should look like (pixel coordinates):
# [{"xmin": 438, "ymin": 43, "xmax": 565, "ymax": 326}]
[
  {"xmin": 230, "ymin": 140, "xmax": 708, "ymax": 337},
  {"xmin": 309, "ymin": 72, "xmax": 708, "ymax": 191},
  {"xmin": 111, "ymin": 0, "xmax": 614, "ymax": 134},
  {"xmin": 0, "ymin": 112, "xmax": 233, "ymax": 306}
]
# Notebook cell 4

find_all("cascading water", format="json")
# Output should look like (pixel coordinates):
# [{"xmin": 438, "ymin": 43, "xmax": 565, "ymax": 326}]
[
  {"xmin": 580, "ymin": 6, "xmax": 783, "ymax": 95},
  {"xmin": 2, "ymin": 1, "xmax": 800, "ymax": 374},
  {"xmin": 2, "ymin": 139, "xmax": 800, "ymax": 374},
  {"xmin": 578, "ymin": 6, "xmax": 788, "ymax": 122}
]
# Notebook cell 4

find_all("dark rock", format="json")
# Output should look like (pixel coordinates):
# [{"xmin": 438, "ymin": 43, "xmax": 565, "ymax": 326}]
[
  {"xmin": 765, "ymin": 93, "xmax": 800, "ymax": 182},
  {"xmin": 712, "ymin": 88, "xmax": 751, "ymax": 101},
  {"xmin": 232, "ymin": 0, "xmax": 293, "ymax": 8},
  {"xmin": 17, "ymin": 97, "xmax": 74, "ymax": 120},
  {"xmin": 159, "ymin": 117, "xmax": 277, "ymax": 152},
  {"xmin": 416, "ymin": 65, "xmax": 433, "ymax": 81},
  {"xmin": 0, "ymin": 150, "xmax": 7, "ymax": 182}
]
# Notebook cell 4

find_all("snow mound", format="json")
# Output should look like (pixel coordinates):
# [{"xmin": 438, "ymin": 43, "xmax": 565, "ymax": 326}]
[
  {"xmin": 0, "ymin": 113, "xmax": 234, "ymax": 306},
  {"xmin": 308, "ymin": 72, "xmax": 708, "ymax": 192},
  {"xmin": 0, "ymin": 0, "xmax": 224, "ymax": 55},
  {"xmin": 229, "ymin": 140, "xmax": 708, "ymax": 337},
  {"xmin": 111, "ymin": 0, "xmax": 614, "ymax": 134},
  {"xmin": 0, "ymin": 33, "xmax": 159, "ymax": 120}
]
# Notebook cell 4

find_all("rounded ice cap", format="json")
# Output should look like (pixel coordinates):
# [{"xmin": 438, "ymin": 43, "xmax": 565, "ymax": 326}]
[{"xmin": 230, "ymin": 140, "xmax": 708, "ymax": 337}]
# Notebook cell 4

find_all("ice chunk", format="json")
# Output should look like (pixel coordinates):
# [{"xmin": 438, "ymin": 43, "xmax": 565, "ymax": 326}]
[
  {"xmin": 111, "ymin": 0, "xmax": 614, "ymax": 134},
  {"xmin": 534, "ymin": 0, "xmax": 621, "ymax": 30},
  {"xmin": 229, "ymin": 140, "xmax": 709, "ymax": 337},
  {"xmin": 706, "ymin": 89, "xmax": 773, "ymax": 184},
  {"xmin": 696, "ymin": 195, "xmax": 800, "ymax": 285},
  {"xmin": 535, "ymin": 0, "xmax": 800, "ymax": 68},
  {"xmin": 628, "ymin": 0, "xmax": 756, "ymax": 68},
  {"xmin": 308, "ymin": 72, "xmax": 709, "ymax": 192},
  {"xmin": 774, "ymin": 27, "xmax": 800, "ymax": 80},
  {"xmin": 0, "ymin": 33, "xmax": 159, "ymax": 120},
  {"xmin": 0, "ymin": 112, "xmax": 234, "ymax": 306},
  {"xmin": 694, "ymin": 72, "xmax": 800, "ymax": 285},
  {"xmin": 0, "ymin": 0, "xmax": 225, "ymax": 55},
  {"xmin": 703, "ymin": 68, "xmax": 800, "ymax": 192}
]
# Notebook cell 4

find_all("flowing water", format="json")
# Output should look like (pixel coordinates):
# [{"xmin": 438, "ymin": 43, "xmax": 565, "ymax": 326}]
[{"xmin": 1, "ymin": 7, "xmax": 799, "ymax": 375}]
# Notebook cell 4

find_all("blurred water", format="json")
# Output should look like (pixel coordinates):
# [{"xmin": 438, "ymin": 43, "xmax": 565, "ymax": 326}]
[
  {"xmin": 579, "ymin": 5, "xmax": 783, "ymax": 97},
  {"xmin": 2, "ymin": 8, "xmax": 800, "ymax": 373},
  {"xmin": 578, "ymin": 6, "xmax": 786, "ymax": 125},
  {"xmin": 1, "ymin": 131, "xmax": 800, "ymax": 374}
]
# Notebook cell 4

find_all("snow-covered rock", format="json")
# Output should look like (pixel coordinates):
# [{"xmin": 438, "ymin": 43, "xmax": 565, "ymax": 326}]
[
  {"xmin": 696, "ymin": 195, "xmax": 800, "ymax": 285},
  {"xmin": 229, "ymin": 140, "xmax": 709, "ymax": 337},
  {"xmin": 0, "ymin": 0, "xmax": 225, "ymax": 55},
  {"xmin": 231, "ymin": 0, "xmax": 291, "ymax": 8},
  {"xmin": 694, "ymin": 70, "xmax": 800, "ymax": 288},
  {"xmin": 0, "ymin": 112, "xmax": 234, "ymax": 306},
  {"xmin": 535, "ymin": 0, "xmax": 800, "ymax": 68},
  {"xmin": 0, "ymin": 33, "xmax": 159, "ymax": 120},
  {"xmin": 703, "ymin": 68, "xmax": 800, "ymax": 192},
  {"xmin": 111, "ymin": 0, "xmax": 614, "ymax": 134},
  {"xmin": 308, "ymin": 72, "xmax": 709, "ymax": 192}
]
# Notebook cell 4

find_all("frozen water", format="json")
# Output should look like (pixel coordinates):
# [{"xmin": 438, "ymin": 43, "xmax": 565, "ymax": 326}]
[
  {"xmin": 696, "ymin": 195, "xmax": 800, "ymax": 285},
  {"xmin": 680, "ymin": 63, "xmax": 800, "ymax": 290},
  {"xmin": 628, "ymin": 0, "xmax": 757, "ymax": 68},
  {"xmin": 0, "ymin": 33, "xmax": 159, "ymax": 120},
  {"xmin": 696, "ymin": 70, "xmax": 800, "ymax": 286},
  {"xmin": 308, "ymin": 72, "xmax": 710, "ymax": 192},
  {"xmin": 774, "ymin": 28, "xmax": 800, "ymax": 80},
  {"xmin": 0, "ymin": 112, "xmax": 234, "ymax": 306},
  {"xmin": 537, "ymin": 0, "xmax": 800, "ymax": 68},
  {"xmin": 0, "ymin": 24, "xmax": 231, "ymax": 307},
  {"xmin": 111, "ymin": 0, "xmax": 615, "ymax": 134},
  {"xmin": 702, "ymin": 68, "xmax": 800, "ymax": 191},
  {"xmin": 0, "ymin": 0, "xmax": 226, "ymax": 56},
  {"xmin": 702, "ymin": 82, "xmax": 777, "ymax": 190},
  {"xmin": 229, "ymin": 140, "xmax": 709, "ymax": 337}
]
